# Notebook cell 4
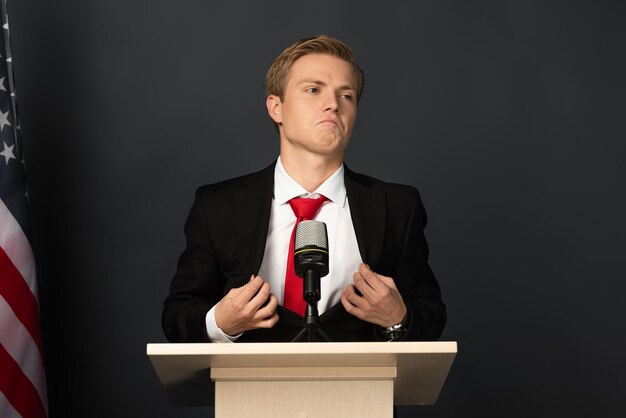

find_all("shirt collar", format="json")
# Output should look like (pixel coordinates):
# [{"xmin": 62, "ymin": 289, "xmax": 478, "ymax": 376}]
[{"xmin": 274, "ymin": 156, "xmax": 347, "ymax": 207}]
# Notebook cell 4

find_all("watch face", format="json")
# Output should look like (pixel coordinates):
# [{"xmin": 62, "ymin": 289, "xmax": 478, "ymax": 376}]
[
  {"xmin": 381, "ymin": 325, "xmax": 407, "ymax": 341},
  {"xmin": 386, "ymin": 323, "xmax": 406, "ymax": 332}
]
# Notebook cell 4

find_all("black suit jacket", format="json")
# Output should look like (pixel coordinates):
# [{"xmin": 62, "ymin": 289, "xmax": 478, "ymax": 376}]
[{"xmin": 162, "ymin": 162, "xmax": 446, "ymax": 342}]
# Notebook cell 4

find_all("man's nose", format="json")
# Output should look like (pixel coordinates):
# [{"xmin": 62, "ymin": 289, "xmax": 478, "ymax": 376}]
[{"xmin": 323, "ymin": 93, "xmax": 339, "ymax": 112}]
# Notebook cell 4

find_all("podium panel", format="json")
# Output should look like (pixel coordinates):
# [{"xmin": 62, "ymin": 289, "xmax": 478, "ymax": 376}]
[{"xmin": 212, "ymin": 366, "xmax": 395, "ymax": 418}]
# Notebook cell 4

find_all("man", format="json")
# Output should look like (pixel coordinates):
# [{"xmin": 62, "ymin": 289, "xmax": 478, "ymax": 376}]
[{"xmin": 162, "ymin": 35, "xmax": 446, "ymax": 343}]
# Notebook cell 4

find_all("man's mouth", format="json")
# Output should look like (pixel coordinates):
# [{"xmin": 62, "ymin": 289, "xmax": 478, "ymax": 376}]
[{"xmin": 318, "ymin": 119, "xmax": 338, "ymax": 127}]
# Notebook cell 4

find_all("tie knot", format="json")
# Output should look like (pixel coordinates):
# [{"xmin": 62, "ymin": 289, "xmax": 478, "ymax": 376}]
[{"xmin": 289, "ymin": 195, "xmax": 329, "ymax": 220}]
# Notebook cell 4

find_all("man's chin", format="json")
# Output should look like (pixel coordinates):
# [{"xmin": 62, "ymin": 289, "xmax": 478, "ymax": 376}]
[
  {"xmin": 313, "ymin": 138, "xmax": 348, "ymax": 156},
  {"xmin": 316, "ymin": 132, "xmax": 349, "ymax": 148},
  {"xmin": 282, "ymin": 134, "xmax": 349, "ymax": 159}
]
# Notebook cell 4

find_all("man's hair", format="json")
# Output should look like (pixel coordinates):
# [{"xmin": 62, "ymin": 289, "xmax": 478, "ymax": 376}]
[{"xmin": 265, "ymin": 35, "xmax": 365, "ymax": 103}]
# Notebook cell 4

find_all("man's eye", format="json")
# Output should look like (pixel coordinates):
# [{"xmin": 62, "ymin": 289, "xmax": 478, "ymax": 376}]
[
  {"xmin": 306, "ymin": 87, "xmax": 319, "ymax": 94},
  {"xmin": 341, "ymin": 94, "xmax": 353, "ymax": 101}
]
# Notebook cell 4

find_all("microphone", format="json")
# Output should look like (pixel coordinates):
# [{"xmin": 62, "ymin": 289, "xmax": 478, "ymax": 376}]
[
  {"xmin": 291, "ymin": 220, "xmax": 333, "ymax": 341},
  {"xmin": 294, "ymin": 220, "xmax": 329, "ymax": 303}
]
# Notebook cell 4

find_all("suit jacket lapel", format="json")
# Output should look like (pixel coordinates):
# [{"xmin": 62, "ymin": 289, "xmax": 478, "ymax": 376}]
[
  {"xmin": 233, "ymin": 162, "xmax": 276, "ymax": 276},
  {"xmin": 231, "ymin": 162, "xmax": 386, "ymax": 279},
  {"xmin": 344, "ymin": 165, "xmax": 386, "ymax": 267}
]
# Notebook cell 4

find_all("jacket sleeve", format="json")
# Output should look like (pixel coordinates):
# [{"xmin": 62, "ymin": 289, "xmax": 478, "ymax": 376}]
[
  {"xmin": 392, "ymin": 187, "xmax": 447, "ymax": 341},
  {"xmin": 161, "ymin": 188, "xmax": 226, "ymax": 342}
]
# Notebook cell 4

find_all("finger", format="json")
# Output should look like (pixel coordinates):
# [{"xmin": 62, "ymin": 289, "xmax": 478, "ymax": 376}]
[
  {"xmin": 255, "ymin": 294, "xmax": 278, "ymax": 319},
  {"xmin": 226, "ymin": 276, "xmax": 254, "ymax": 298},
  {"xmin": 240, "ymin": 275, "xmax": 265, "ymax": 301},
  {"xmin": 365, "ymin": 266, "xmax": 397, "ymax": 289},
  {"xmin": 257, "ymin": 311, "xmax": 279, "ymax": 329},
  {"xmin": 352, "ymin": 271, "xmax": 377, "ymax": 300},
  {"xmin": 341, "ymin": 292, "xmax": 365, "ymax": 320},
  {"xmin": 358, "ymin": 264, "xmax": 385, "ymax": 292},
  {"xmin": 344, "ymin": 285, "xmax": 368, "ymax": 309},
  {"xmin": 249, "ymin": 281, "xmax": 271, "ymax": 310},
  {"xmin": 377, "ymin": 275, "xmax": 398, "ymax": 290}
]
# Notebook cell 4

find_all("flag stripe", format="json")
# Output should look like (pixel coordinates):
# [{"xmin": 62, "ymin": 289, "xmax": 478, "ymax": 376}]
[
  {"xmin": 0, "ymin": 294, "xmax": 47, "ymax": 404},
  {"xmin": 0, "ymin": 343, "xmax": 46, "ymax": 418},
  {"xmin": 0, "ymin": 246, "xmax": 43, "ymax": 352},
  {"xmin": 0, "ymin": 199, "xmax": 38, "ymax": 296},
  {"xmin": 0, "ymin": 391, "xmax": 23, "ymax": 418}
]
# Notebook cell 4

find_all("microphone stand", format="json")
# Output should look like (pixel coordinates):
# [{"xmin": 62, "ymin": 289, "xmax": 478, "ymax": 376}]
[{"xmin": 291, "ymin": 270, "xmax": 332, "ymax": 342}]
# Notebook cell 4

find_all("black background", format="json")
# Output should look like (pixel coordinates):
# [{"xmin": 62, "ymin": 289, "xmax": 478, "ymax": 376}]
[{"xmin": 8, "ymin": 0, "xmax": 625, "ymax": 417}]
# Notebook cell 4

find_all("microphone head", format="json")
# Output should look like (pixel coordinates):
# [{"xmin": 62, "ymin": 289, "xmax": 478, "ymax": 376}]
[
  {"xmin": 295, "ymin": 220, "xmax": 328, "ymax": 251},
  {"xmin": 294, "ymin": 220, "xmax": 329, "ymax": 278}
]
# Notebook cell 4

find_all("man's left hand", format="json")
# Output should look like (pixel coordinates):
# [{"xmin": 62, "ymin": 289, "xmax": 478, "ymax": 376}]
[{"xmin": 341, "ymin": 263, "xmax": 407, "ymax": 327}]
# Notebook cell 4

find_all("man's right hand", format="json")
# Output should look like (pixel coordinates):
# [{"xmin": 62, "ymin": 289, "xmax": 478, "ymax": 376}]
[{"xmin": 214, "ymin": 275, "xmax": 279, "ymax": 336}]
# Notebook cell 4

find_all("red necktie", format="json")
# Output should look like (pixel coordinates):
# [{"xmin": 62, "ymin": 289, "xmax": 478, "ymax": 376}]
[{"xmin": 283, "ymin": 195, "xmax": 329, "ymax": 316}]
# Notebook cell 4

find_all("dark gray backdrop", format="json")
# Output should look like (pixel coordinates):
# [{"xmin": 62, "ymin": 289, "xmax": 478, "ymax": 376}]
[{"xmin": 8, "ymin": 0, "xmax": 625, "ymax": 417}]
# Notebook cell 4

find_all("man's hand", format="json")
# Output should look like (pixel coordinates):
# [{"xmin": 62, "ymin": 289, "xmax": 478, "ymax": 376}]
[
  {"xmin": 341, "ymin": 263, "xmax": 407, "ymax": 327},
  {"xmin": 214, "ymin": 275, "xmax": 279, "ymax": 336}
]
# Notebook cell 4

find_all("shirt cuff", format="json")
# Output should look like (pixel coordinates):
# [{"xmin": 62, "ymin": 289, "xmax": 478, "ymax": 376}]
[{"xmin": 206, "ymin": 305, "xmax": 242, "ymax": 343}]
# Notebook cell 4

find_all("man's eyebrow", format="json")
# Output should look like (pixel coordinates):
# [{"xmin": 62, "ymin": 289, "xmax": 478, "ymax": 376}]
[
  {"xmin": 297, "ymin": 79, "xmax": 326, "ymax": 86},
  {"xmin": 297, "ymin": 79, "xmax": 356, "ymax": 91}
]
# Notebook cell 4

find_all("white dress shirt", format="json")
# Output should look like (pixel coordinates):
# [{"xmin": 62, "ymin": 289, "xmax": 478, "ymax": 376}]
[{"xmin": 206, "ymin": 157, "xmax": 363, "ymax": 342}]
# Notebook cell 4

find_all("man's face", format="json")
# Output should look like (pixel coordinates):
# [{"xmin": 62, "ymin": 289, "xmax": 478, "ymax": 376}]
[{"xmin": 268, "ymin": 53, "xmax": 358, "ymax": 159}]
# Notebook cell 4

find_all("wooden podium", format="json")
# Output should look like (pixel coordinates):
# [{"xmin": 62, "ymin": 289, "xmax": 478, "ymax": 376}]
[{"xmin": 147, "ymin": 342, "xmax": 456, "ymax": 418}]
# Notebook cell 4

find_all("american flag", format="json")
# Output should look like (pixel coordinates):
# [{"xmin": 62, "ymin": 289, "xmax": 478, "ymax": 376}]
[{"xmin": 0, "ymin": 1, "xmax": 48, "ymax": 417}]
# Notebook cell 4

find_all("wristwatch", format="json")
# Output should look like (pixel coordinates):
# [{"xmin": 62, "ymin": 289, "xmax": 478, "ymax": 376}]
[{"xmin": 380, "ymin": 313, "xmax": 408, "ymax": 341}]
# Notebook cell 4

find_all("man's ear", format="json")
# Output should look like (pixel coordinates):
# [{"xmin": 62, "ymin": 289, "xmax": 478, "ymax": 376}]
[{"xmin": 266, "ymin": 95, "xmax": 283, "ymax": 124}]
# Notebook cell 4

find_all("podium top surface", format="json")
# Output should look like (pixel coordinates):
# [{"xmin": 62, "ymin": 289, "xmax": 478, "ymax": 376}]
[
  {"xmin": 147, "ymin": 341, "xmax": 457, "ymax": 406},
  {"xmin": 148, "ymin": 341, "xmax": 456, "ymax": 356}
]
